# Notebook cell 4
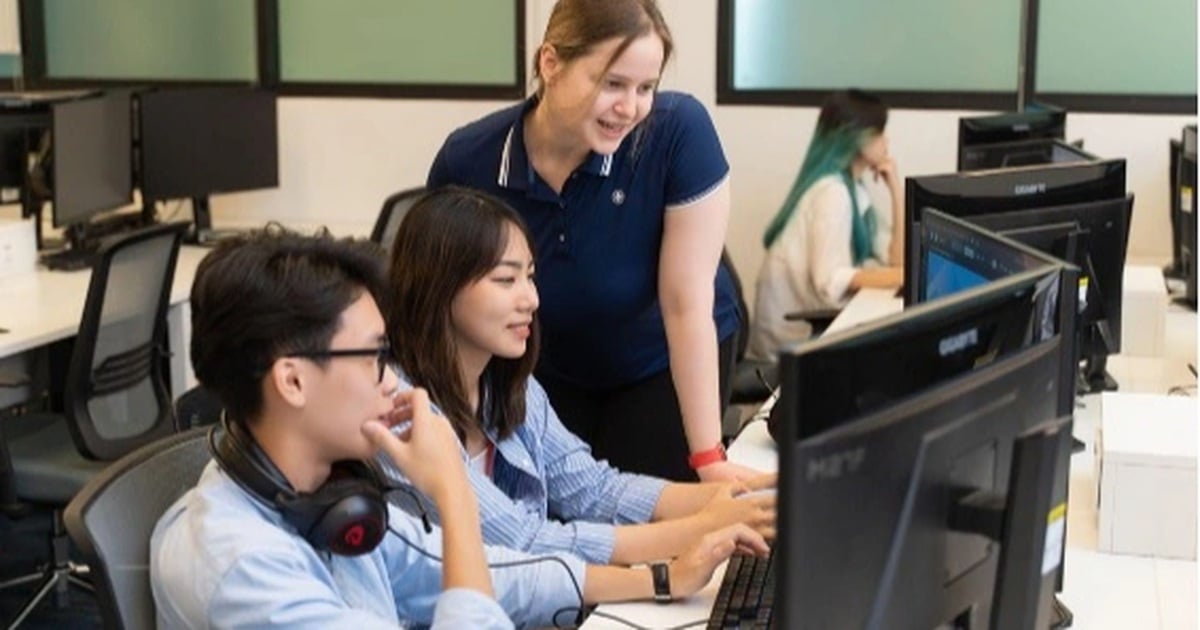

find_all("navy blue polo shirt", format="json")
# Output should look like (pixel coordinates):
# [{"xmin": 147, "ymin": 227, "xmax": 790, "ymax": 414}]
[{"xmin": 427, "ymin": 91, "xmax": 740, "ymax": 390}]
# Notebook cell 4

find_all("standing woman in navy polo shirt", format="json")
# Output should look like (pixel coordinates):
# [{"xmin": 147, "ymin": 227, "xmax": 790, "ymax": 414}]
[{"xmin": 427, "ymin": 0, "xmax": 751, "ymax": 482}]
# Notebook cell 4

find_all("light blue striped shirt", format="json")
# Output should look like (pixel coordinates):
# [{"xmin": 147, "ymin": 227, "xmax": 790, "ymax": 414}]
[
  {"xmin": 379, "ymin": 377, "xmax": 668, "ymax": 564},
  {"xmin": 151, "ymin": 462, "xmax": 587, "ymax": 629}
]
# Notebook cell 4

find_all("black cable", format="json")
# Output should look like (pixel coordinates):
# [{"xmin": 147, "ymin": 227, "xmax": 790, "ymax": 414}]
[
  {"xmin": 585, "ymin": 610, "xmax": 708, "ymax": 629},
  {"xmin": 1188, "ymin": 363, "xmax": 1197, "ymax": 378},
  {"xmin": 754, "ymin": 367, "xmax": 774, "ymax": 394},
  {"xmin": 382, "ymin": 488, "xmax": 700, "ymax": 629},
  {"xmin": 383, "ymin": 484, "xmax": 432, "ymax": 533},
  {"xmin": 1167, "ymin": 384, "xmax": 1197, "ymax": 396},
  {"xmin": 386, "ymin": 522, "xmax": 587, "ymax": 628}
]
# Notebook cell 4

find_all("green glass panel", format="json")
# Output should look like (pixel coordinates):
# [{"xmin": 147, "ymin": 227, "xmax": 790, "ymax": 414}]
[
  {"xmin": 733, "ymin": 0, "xmax": 1021, "ymax": 92},
  {"xmin": 279, "ymin": 0, "xmax": 516, "ymax": 84},
  {"xmin": 1037, "ymin": 0, "xmax": 1196, "ymax": 94},
  {"xmin": 0, "ymin": 54, "xmax": 19, "ymax": 78},
  {"xmin": 43, "ymin": 0, "xmax": 255, "ymax": 81}
]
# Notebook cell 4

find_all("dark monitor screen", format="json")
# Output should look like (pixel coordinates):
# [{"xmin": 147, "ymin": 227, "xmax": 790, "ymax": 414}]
[
  {"xmin": 916, "ymin": 210, "xmax": 1083, "ymax": 413},
  {"xmin": 1181, "ymin": 125, "xmax": 1197, "ymax": 307},
  {"xmin": 918, "ymin": 209, "xmax": 1068, "ymax": 304},
  {"xmin": 51, "ymin": 91, "xmax": 133, "ymax": 227},
  {"xmin": 138, "ymin": 87, "xmax": 278, "ymax": 202},
  {"xmin": 0, "ymin": 125, "xmax": 27, "ymax": 189},
  {"xmin": 958, "ymin": 106, "xmax": 1066, "ymax": 170},
  {"xmin": 903, "ymin": 159, "xmax": 1126, "ymax": 306},
  {"xmin": 960, "ymin": 138, "xmax": 1096, "ymax": 172},
  {"xmin": 775, "ymin": 266, "xmax": 1072, "ymax": 442},
  {"xmin": 775, "ymin": 338, "xmax": 1071, "ymax": 629},
  {"xmin": 967, "ymin": 196, "xmax": 1133, "ymax": 363}
]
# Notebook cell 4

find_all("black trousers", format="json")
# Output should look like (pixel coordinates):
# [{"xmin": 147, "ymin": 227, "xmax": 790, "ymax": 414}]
[{"xmin": 537, "ymin": 334, "xmax": 738, "ymax": 482}]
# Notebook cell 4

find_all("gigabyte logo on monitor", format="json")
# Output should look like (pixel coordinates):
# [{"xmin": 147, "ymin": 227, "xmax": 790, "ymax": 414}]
[
  {"xmin": 1014, "ymin": 182, "xmax": 1047, "ymax": 195},
  {"xmin": 806, "ymin": 448, "xmax": 866, "ymax": 482},
  {"xmin": 938, "ymin": 328, "xmax": 979, "ymax": 357}
]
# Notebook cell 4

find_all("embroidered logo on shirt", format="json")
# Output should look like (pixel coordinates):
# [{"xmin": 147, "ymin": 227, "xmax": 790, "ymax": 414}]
[{"xmin": 612, "ymin": 189, "xmax": 626, "ymax": 206}]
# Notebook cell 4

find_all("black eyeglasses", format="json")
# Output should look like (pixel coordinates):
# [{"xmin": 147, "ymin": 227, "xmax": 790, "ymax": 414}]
[{"xmin": 286, "ymin": 345, "xmax": 393, "ymax": 384}]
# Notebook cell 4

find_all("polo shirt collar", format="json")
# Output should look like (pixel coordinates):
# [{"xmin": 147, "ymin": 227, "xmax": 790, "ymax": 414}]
[{"xmin": 496, "ymin": 97, "xmax": 615, "ymax": 192}]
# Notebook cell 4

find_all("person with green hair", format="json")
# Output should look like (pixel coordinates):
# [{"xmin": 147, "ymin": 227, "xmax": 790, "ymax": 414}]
[{"xmin": 747, "ymin": 89, "xmax": 905, "ymax": 361}]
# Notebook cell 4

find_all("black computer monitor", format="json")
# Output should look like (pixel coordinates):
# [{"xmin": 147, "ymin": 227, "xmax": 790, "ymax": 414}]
[
  {"xmin": 137, "ymin": 87, "xmax": 278, "ymax": 237},
  {"xmin": 773, "ymin": 264, "xmax": 1075, "ymax": 443},
  {"xmin": 958, "ymin": 105, "xmax": 1067, "ymax": 171},
  {"xmin": 775, "ymin": 336, "xmax": 1072, "ymax": 629},
  {"xmin": 959, "ymin": 138, "xmax": 1095, "ymax": 172},
  {"xmin": 1166, "ymin": 138, "xmax": 1184, "ymax": 280},
  {"xmin": 0, "ymin": 122, "xmax": 28, "ymax": 189},
  {"xmin": 903, "ymin": 158, "xmax": 1126, "ymax": 306},
  {"xmin": 965, "ymin": 196, "xmax": 1134, "ymax": 392},
  {"xmin": 49, "ymin": 91, "xmax": 133, "ymax": 230},
  {"xmin": 916, "ymin": 209, "xmax": 1084, "ymax": 414},
  {"xmin": 1179, "ymin": 125, "xmax": 1197, "ymax": 309}
]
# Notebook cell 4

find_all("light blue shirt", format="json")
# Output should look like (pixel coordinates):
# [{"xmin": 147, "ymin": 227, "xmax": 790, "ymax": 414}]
[
  {"xmin": 379, "ymin": 377, "xmax": 668, "ymax": 564},
  {"xmin": 151, "ymin": 462, "xmax": 587, "ymax": 629}
]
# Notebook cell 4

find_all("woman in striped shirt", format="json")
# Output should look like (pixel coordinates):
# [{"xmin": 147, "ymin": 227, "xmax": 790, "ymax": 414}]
[{"xmin": 379, "ymin": 186, "xmax": 775, "ymax": 565}]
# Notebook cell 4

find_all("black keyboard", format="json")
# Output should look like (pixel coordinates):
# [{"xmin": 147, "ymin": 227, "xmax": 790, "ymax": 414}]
[
  {"xmin": 707, "ymin": 552, "xmax": 776, "ymax": 629},
  {"xmin": 40, "ymin": 248, "xmax": 98, "ymax": 271}
]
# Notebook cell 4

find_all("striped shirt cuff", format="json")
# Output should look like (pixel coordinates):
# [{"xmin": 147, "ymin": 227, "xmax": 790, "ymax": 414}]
[
  {"xmin": 570, "ymin": 520, "xmax": 619, "ymax": 564},
  {"xmin": 612, "ymin": 475, "xmax": 668, "ymax": 525}
]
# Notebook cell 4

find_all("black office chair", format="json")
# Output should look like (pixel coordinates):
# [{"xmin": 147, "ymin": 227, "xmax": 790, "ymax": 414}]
[
  {"xmin": 370, "ymin": 187, "xmax": 427, "ymax": 253},
  {"xmin": 63, "ymin": 426, "xmax": 213, "ymax": 630},
  {"xmin": 718, "ymin": 252, "xmax": 779, "ymax": 440},
  {"xmin": 0, "ymin": 222, "xmax": 187, "ymax": 629},
  {"xmin": 173, "ymin": 385, "xmax": 223, "ymax": 430},
  {"xmin": 782, "ymin": 308, "xmax": 842, "ymax": 337}
]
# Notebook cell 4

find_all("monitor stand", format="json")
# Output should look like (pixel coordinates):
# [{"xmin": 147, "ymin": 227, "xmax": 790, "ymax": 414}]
[
  {"xmin": 1051, "ymin": 596, "xmax": 1074, "ymax": 628},
  {"xmin": 1080, "ymin": 353, "xmax": 1118, "ymax": 393},
  {"xmin": 1079, "ymin": 321, "xmax": 1119, "ymax": 394},
  {"xmin": 186, "ymin": 195, "xmax": 242, "ymax": 246}
]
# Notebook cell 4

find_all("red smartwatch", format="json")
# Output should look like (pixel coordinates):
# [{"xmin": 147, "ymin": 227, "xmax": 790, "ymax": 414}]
[{"xmin": 687, "ymin": 442, "xmax": 727, "ymax": 470}]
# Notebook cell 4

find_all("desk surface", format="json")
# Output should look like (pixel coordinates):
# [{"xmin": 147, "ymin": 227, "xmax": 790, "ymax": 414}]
[
  {"xmin": 585, "ymin": 289, "xmax": 1197, "ymax": 629},
  {"xmin": 0, "ymin": 246, "xmax": 207, "ymax": 359}
]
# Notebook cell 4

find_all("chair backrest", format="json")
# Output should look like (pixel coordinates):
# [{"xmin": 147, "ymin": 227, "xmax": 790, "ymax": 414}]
[
  {"xmin": 63, "ymin": 426, "xmax": 214, "ymax": 630},
  {"xmin": 720, "ymin": 249, "xmax": 751, "ymax": 361},
  {"xmin": 370, "ymin": 187, "xmax": 427, "ymax": 253},
  {"xmin": 174, "ymin": 384, "xmax": 223, "ymax": 430},
  {"xmin": 63, "ymin": 222, "xmax": 188, "ymax": 461}
]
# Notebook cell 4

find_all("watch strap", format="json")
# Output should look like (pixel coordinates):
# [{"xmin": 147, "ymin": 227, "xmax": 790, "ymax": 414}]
[
  {"xmin": 687, "ymin": 442, "xmax": 728, "ymax": 470},
  {"xmin": 651, "ymin": 562, "xmax": 672, "ymax": 603}
]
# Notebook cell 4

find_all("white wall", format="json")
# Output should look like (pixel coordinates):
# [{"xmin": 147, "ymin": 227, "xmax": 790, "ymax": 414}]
[{"xmin": 216, "ymin": 0, "xmax": 1193, "ymax": 311}]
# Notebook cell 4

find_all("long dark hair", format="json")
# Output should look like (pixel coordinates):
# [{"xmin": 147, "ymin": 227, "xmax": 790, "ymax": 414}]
[
  {"xmin": 762, "ymin": 89, "xmax": 889, "ymax": 260},
  {"xmin": 386, "ymin": 186, "xmax": 539, "ymax": 440}
]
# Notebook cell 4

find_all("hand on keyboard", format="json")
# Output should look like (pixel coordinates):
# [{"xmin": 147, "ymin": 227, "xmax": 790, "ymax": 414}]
[
  {"xmin": 670, "ymin": 523, "xmax": 769, "ymax": 599},
  {"xmin": 697, "ymin": 477, "xmax": 778, "ymax": 543}
]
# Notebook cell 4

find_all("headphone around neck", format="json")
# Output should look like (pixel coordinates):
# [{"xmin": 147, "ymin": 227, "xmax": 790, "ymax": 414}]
[{"xmin": 208, "ymin": 415, "xmax": 389, "ymax": 556}]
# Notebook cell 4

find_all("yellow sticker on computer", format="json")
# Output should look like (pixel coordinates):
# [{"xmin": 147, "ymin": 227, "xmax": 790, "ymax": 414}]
[{"xmin": 1042, "ymin": 502, "xmax": 1067, "ymax": 575}]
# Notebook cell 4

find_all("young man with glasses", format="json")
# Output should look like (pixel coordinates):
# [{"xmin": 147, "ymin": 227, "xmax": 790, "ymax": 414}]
[{"xmin": 151, "ymin": 228, "xmax": 766, "ymax": 628}]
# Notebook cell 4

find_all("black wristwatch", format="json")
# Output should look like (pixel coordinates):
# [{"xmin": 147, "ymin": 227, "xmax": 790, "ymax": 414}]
[{"xmin": 651, "ymin": 562, "xmax": 672, "ymax": 603}]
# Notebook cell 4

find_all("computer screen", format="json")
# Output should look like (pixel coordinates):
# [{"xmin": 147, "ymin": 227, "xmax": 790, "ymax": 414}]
[
  {"xmin": 1179, "ymin": 125, "xmax": 1197, "ymax": 308},
  {"xmin": 903, "ymin": 158, "xmax": 1126, "ymax": 306},
  {"xmin": 773, "ymin": 265, "xmax": 1074, "ymax": 442},
  {"xmin": 0, "ymin": 122, "xmax": 29, "ymax": 189},
  {"xmin": 958, "ymin": 105, "xmax": 1066, "ymax": 171},
  {"xmin": 775, "ymin": 338, "xmax": 1072, "ymax": 629},
  {"xmin": 915, "ymin": 210, "xmax": 1082, "ymax": 412},
  {"xmin": 137, "ymin": 87, "xmax": 278, "ymax": 227},
  {"xmin": 918, "ymin": 209, "xmax": 1068, "ymax": 303},
  {"xmin": 949, "ymin": 195, "xmax": 1133, "ymax": 392},
  {"xmin": 959, "ymin": 138, "xmax": 1096, "ymax": 172},
  {"xmin": 50, "ymin": 91, "xmax": 133, "ymax": 228}
]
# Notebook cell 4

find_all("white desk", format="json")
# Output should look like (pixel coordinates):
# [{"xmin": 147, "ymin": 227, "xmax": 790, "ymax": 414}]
[
  {"xmin": 0, "ymin": 246, "xmax": 208, "ymax": 398},
  {"xmin": 585, "ymin": 288, "xmax": 1198, "ymax": 629}
]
